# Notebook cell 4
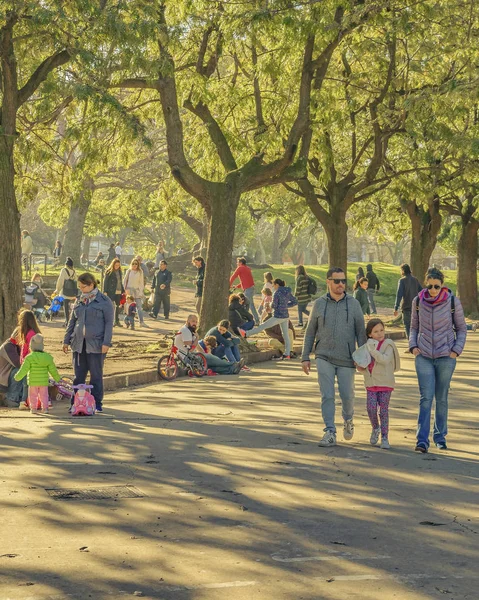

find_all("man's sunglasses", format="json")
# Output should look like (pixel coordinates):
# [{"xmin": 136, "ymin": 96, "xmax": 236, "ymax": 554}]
[
  {"xmin": 427, "ymin": 284, "xmax": 441, "ymax": 290},
  {"xmin": 328, "ymin": 278, "xmax": 347, "ymax": 285}
]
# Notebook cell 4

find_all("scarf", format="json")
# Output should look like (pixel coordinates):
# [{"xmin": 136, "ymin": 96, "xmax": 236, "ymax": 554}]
[
  {"xmin": 368, "ymin": 339, "xmax": 385, "ymax": 374},
  {"xmin": 80, "ymin": 287, "xmax": 99, "ymax": 305},
  {"xmin": 419, "ymin": 287, "xmax": 449, "ymax": 305}
]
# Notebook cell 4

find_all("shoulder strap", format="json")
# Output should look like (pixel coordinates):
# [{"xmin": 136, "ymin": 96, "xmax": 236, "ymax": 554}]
[{"xmin": 451, "ymin": 295, "xmax": 456, "ymax": 330}]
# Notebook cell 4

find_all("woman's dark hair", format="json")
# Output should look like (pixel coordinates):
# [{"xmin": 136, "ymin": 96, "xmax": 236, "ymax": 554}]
[
  {"xmin": 238, "ymin": 293, "xmax": 246, "ymax": 302},
  {"xmin": 326, "ymin": 266, "xmax": 344, "ymax": 278},
  {"xmin": 353, "ymin": 277, "xmax": 368, "ymax": 291},
  {"xmin": 425, "ymin": 267, "xmax": 444, "ymax": 284},
  {"xmin": 264, "ymin": 272, "xmax": 273, "ymax": 283},
  {"xmin": 193, "ymin": 256, "xmax": 205, "ymax": 266},
  {"xmin": 401, "ymin": 263, "xmax": 411, "ymax": 276},
  {"xmin": 357, "ymin": 266, "xmax": 365, "ymax": 278},
  {"xmin": 237, "ymin": 257, "xmax": 247, "ymax": 265},
  {"xmin": 78, "ymin": 273, "xmax": 98, "ymax": 288},
  {"xmin": 295, "ymin": 265, "xmax": 307, "ymax": 277},
  {"xmin": 218, "ymin": 319, "xmax": 230, "ymax": 328},
  {"xmin": 16, "ymin": 309, "xmax": 41, "ymax": 345},
  {"xmin": 65, "ymin": 256, "xmax": 74, "ymax": 268},
  {"xmin": 229, "ymin": 293, "xmax": 240, "ymax": 304},
  {"xmin": 366, "ymin": 318, "xmax": 385, "ymax": 338},
  {"xmin": 273, "ymin": 278, "xmax": 285, "ymax": 286},
  {"xmin": 105, "ymin": 258, "xmax": 121, "ymax": 276}
]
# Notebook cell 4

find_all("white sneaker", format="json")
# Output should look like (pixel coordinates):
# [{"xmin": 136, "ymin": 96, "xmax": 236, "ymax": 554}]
[
  {"xmin": 343, "ymin": 419, "xmax": 354, "ymax": 441},
  {"xmin": 370, "ymin": 427, "xmax": 381, "ymax": 445},
  {"xmin": 318, "ymin": 431, "xmax": 337, "ymax": 447},
  {"xmin": 380, "ymin": 438, "xmax": 391, "ymax": 449}
]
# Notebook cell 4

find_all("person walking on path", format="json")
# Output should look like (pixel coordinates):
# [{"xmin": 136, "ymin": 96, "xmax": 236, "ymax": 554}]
[
  {"xmin": 14, "ymin": 334, "xmax": 60, "ymax": 414},
  {"xmin": 54, "ymin": 257, "xmax": 78, "ymax": 327},
  {"xmin": 355, "ymin": 266, "xmax": 365, "ymax": 282},
  {"xmin": 409, "ymin": 267, "xmax": 466, "ymax": 453},
  {"xmin": 123, "ymin": 258, "xmax": 147, "ymax": 327},
  {"xmin": 353, "ymin": 277, "xmax": 370, "ymax": 316},
  {"xmin": 356, "ymin": 318, "xmax": 400, "ymax": 449},
  {"xmin": 262, "ymin": 310, "xmax": 296, "ymax": 355},
  {"xmin": 63, "ymin": 273, "xmax": 114, "ymax": 412},
  {"xmin": 107, "ymin": 243, "xmax": 116, "ymax": 263},
  {"xmin": 239, "ymin": 278, "xmax": 297, "ymax": 360},
  {"xmin": 294, "ymin": 265, "xmax": 312, "ymax": 327},
  {"xmin": 115, "ymin": 242, "xmax": 122, "ymax": 261},
  {"xmin": 366, "ymin": 264, "xmax": 380, "ymax": 314},
  {"xmin": 301, "ymin": 267, "xmax": 367, "ymax": 447},
  {"xmin": 103, "ymin": 258, "xmax": 124, "ymax": 327},
  {"xmin": 193, "ymin": 256, "xmax": 205, "ymax": 315},
  {"xmin": 21, "ymin": 230, "xmax": 33, "ymax": 275},
  {"xmin": 150, "ymin": 260, "xmax": 172, "ymax": 320},
  {"xmin": 394, "ymin": 263, "xmax": 422, "ymax": 339},
  {"xmin": 230, "ymin": 257, "xmax": 260, "ymax": 324}
]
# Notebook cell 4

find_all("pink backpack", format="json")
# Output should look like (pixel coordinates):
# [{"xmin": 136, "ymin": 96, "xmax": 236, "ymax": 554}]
[{"xmin": 71, "ymin": 384, "xmax": 96, "ymax": 416}]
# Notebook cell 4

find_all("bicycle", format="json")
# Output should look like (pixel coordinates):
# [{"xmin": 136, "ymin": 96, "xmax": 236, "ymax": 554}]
[{"xmin": 157, "ymin": 338, "xmax": 207, "ymax": 381}]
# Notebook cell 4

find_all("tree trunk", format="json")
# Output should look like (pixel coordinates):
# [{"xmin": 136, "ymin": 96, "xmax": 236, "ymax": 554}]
[
  {"xmin": 255, "ymin": 226, "xmax": 267, "ymax": 265},
  {"xmin": 322, "ymin": 205, "xmax": 348, "ymax": 271},
  {"xmin": 456, "ymin": 218, "xmax": 479, "ymax": 315},
  {"xmin": 63, "ymin": 179, "xmax": 94, "ymax": 267},
  {"xmin": 405, "ymin": 197, "xmax": 442, "ymax": 281},
  {"xmin": 271, "ymin": 219, "xmax": 282, "ymax": 263},
  {"xmin": 200, "ymin": 192, "xmax": 239, "ymax": 332},
  {"xmin": 0, "ymin": 138, "xmax": 23, "ymax": 340},
  {"xmin": 82, "ymin": 236, "xmax": 92, "ymax": 259}
]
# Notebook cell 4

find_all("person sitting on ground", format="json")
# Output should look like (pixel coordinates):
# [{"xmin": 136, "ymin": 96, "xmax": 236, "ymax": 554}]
[
  {"xmin": 0, "ymin": 335, "xmax": 23, "ymax": 408},
  {"xmin": 198, "ymin": 336, "xmax": 243, "ymax": 375},
  {"xmin": 93, "ymin": 251, "xmax": 104, "ymax": 266},
  {"xmin": 239, "ymin": 279, "xmax": 298, "ymax": 361},
  {"xmin": 80, "ymin": 254, "xmax": 89, "ymax": 268},
  {"xmin": 124, "ymin": 295, "xmax": 137, "ymax": 329},
  {"xmin": 27, "ymin": 273, "xmax": 48, "ymax": 310},
  {"xmin": 262, "ymin": 308, "xmax": 296, "ymax": 356},
  {"xmin": 14, "ymin": 334, "xmax": 60, "ymax": 414},
  {"xmin": 205, "ymin": 319, "xmax": 248, "ymax": 366},
  {"xmin": 228, "ymin": 294, "xmax": 255, "ymax": 335},
  {"xmin": 353, "ymin": 277, "xmax": 370, "ymax": 316}
]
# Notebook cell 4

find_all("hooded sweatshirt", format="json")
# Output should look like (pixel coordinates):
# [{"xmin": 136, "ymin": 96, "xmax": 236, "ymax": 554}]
[
  {"xmin": 272, "ymin": 286, "xmax": 298, "ymax": 319},
  {"xmin": 302, "ymin": 293, "xmax": 367, "ymax": 368}
]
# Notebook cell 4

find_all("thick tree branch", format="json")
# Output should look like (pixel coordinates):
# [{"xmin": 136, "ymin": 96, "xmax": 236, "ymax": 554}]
[{"xmin": 17, "ymin": 49, "xmax": 71, "ymax": 107}]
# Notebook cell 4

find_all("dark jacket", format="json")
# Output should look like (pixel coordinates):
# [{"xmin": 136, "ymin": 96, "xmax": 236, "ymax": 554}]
[
  {"xmin": 195, "ymin": 264, "xmax": 205, "ymax": 298},
  {"xmin": 205, "ymin": 326, "xmax": 235, "ymax": 348},
  {"xmin": 107, "ymin": 247, "xmax": 116, "ymax": 262},
  {"xmin": 103, "ymin": 269, "xmax": 124, "ymax": 299},
  {"xmin": 64, "ymin": 291, "xmax": 114, "ymax": 354},
  {"xmin": 272, "ymin": 286, "xmax": 298, "ymax": 319},
  {"xmin": 302, "ymin": 293, "xmax": 367, "ymax": 367},
  {"xmin": 353, "ymin": 287, "xmax": 370, "ymax": 315},
  {"xmin": 295, "ymin": 274, "xmax": 311, "ymax": 305},
  {"xmin": 395, "ymin": 274, "xmax": 422, "ymax": 312},
  {"xmin": 228, "ymin": 299, "xmax": 254, "ymax": 330},
  {"xmin": 0, "ymin": 339, "xmax": 21, "ymax": 391},
  {"xmin": 152, "ymin": 268, "xmax": 172, "ymax": 294},
  {"xmin": 366, "ymin": 265, "xmax": 380, "ymax": 291}
]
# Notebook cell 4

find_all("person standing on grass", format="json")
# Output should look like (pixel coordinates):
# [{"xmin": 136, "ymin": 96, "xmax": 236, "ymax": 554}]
[
  {"xmin": 193, "ymin": 256, "xmax": 205, "ymax": 315},
  {"xmin": 230, "ymin": 257, "xmax": 260, "ymax": 324},
  {"xmin": 54, "ymin": 257, "xmax": 78, "ymax": 327},
  {"xmin": 394, "ymin": 263, "xmax": 422, "ymax": 339},
  {"xmin": 353, "ymin": 277, "xmax": 370, "ymax": 316},
  {"xmin": 294, "ymin": 265, "xmax": 312, "ymax": 327},
  {"xmin": 21, "ymin": 230, "xmax": 33, "ymax": 275},
  {"xmin": 63, "ymin": 273, "xmax": 114, "ymax": 413},
  {"xmin": 115, "ymin": 241, "xmax": 122, "ymax": 261},
  {"xmin": 150, "ymin": 260, "xmax": 172, "ymax": 320},
  {"xmin": 239, "ymin": 278, "xmax": 297, "ymax": 360},
  {"xmin": 409, "ymin": 267, "xmax": 466, "ymax": 453},
  {"xmin": 302, "ymin": 267, "xmax": 367, "ymax": 447},
  {"xmin": 107, "ymin": 243, "xmax": 116, "ymax": 263},
  {"xmin": 366, "ymin": 264, "xmax": 380, "ymax": 314}
]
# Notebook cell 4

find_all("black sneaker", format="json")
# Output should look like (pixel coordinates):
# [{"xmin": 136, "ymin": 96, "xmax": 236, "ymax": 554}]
[
  {"xmin": 96, "ymin": 406, "xmax": 103, "ymax": 413},
  {"xmin": 436, "ymin": 442, "xmax": 448, "ymax": 450},
  {"xmin": 149, "ymin": 312, "xmax": 156, "ymax": 319},
  {"xmin": 415, "ymin": 443, "xmax": 428, "ymax": 453}
]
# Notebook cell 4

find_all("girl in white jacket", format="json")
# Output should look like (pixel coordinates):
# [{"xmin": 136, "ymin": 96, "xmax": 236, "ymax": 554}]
[{"xmin": 357, "ymin": 318, "xmax": 400, "ymax": 449}]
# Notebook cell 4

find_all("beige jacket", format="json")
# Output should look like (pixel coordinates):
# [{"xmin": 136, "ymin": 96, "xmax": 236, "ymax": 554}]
[{"xmin": 361, "ymin": 338, "xmax": 400, "ymax": 389}]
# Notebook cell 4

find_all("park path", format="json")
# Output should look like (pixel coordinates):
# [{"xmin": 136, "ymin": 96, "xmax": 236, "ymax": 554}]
[{"xmin": 1, "ymin": 335, "xmax": 478, "ymax": 599}]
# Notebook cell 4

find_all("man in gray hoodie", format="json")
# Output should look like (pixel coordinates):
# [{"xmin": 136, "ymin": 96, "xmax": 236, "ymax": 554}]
[{"xmin": 302, "ymin": 267, "xmax": 367, "ymax": 447}]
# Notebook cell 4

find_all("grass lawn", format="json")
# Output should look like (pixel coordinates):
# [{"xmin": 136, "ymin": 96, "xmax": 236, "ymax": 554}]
[{"xmin": 250, "ymin": 263, "xmax": 459, "ymax": 309}]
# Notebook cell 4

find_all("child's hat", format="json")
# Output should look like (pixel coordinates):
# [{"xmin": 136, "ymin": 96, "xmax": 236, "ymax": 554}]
[{"xmin": 30, "ymin": 334, "xmax": 44, "ymax": 352}]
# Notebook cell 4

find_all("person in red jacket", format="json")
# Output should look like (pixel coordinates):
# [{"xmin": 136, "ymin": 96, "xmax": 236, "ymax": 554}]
[{"xmin": 229, "ymin": 257, "xmax": 259, "ymax": 324}]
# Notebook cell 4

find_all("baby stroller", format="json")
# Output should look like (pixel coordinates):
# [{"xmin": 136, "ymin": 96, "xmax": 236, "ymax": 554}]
[{"xmin": 45, "ymin": 295, "xmax": 64, "ymax": 321}]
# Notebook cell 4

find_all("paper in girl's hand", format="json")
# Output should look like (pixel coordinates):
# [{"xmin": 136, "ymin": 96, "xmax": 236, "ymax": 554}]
[{"xmin": 352, "ymin": 344, "xmax": 372, "ymax": 368}]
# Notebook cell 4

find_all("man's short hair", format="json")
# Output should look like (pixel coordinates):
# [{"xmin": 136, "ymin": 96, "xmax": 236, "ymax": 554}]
[
  {"xmin": 237, "ymin": 257, "xmax": 247, "ymax": 265},
  {"xmin": 326, "ymin": 266, "xmax": 345, "ymax": 278},
  {"xmin": 160, "ymin": 260, "xmax": 167, "ymax": 265}
]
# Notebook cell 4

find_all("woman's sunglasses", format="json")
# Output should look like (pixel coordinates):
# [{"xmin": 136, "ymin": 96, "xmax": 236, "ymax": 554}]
[{"xmin": 427, "ymin": 284, "xmax": 441, "ymax": 290}]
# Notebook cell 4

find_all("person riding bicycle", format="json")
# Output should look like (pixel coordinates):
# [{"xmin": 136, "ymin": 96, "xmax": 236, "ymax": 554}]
[{"xmin": 175, "ymin": 315, "xmax": 199, "ymax": 358}]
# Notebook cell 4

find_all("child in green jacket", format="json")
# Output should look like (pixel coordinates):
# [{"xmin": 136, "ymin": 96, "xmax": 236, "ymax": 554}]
[{"xmin": 14, "ymin": 334, "xmax": 60, "ymax": 414}]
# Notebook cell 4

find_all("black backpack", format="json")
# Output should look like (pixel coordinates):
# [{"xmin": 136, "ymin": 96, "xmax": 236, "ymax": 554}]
[
  {"xmin": 62, "ymin": 269, "xmax": 78, "ymax": 297},
  {"xmin": 307, "ymin": 277, "xmax": 317, "ymax": 296}
]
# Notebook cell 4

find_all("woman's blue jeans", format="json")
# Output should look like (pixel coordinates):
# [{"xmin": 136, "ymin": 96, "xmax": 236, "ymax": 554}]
[{"xmin": 415, "ymin": 354, "xmax": 456, "ymax": 448}]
